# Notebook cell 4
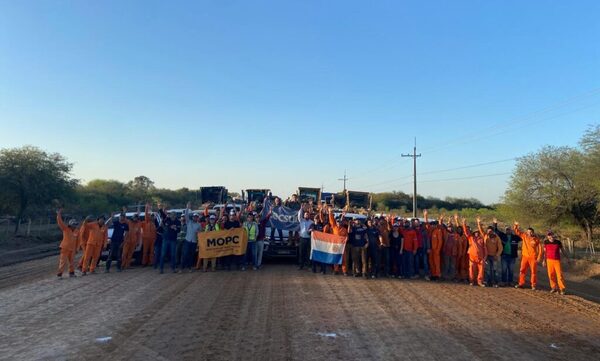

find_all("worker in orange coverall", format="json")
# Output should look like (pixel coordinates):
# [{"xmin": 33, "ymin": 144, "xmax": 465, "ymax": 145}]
[
  {"xmin": 141, "ymin": 203, "xmax": 158, "ymax": 266},
  {"xmin": 76, "ymin": 220, "xmax": 90, "ymax": 271},
  {"xmin": 513, "ymin": 222, "xmax": 543, "ymax": 290},
  {"xmin": 424, "ymin": 210, "xmax": 446, "ymax": 281},
  {"xmin": 80, "ymin": 214, "xmax": 112, "ymax": 275},
  {"xmin": 328, "ymin": 207, "xmax": 349, "ymax": 275},
  {"xmin": 462, "ymin": 217, "xmax": 487, "ymax": 287},
  {"xmin": 121, "ymin": 207, "xmax": 143, "ymax": 269},
  {"xmin": 56, "ymin": 208, "xmax": 79, "ymax": 278}
]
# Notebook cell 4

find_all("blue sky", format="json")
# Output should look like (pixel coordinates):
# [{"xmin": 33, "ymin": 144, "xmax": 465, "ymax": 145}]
[{"xmin": 1, "ymin": 0, "xmax": 599, "ymax": 204}]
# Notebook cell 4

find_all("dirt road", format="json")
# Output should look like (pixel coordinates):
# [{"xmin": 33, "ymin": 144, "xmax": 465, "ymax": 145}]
[{"xmin": 1, "ymin": 258, "xmax": 600, "ymax": 361}]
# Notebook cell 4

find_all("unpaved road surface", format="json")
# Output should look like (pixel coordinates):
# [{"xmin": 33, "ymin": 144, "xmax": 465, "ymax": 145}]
[{"xmin": 1, "ymin": 257, "xmax": 600, "ymax": 361}]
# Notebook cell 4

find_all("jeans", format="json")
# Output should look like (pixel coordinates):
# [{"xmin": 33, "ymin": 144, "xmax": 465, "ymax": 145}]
[
  {"xmin": 106, "ymin": 241, "xmax": 123, "ymax": 271},
  {"xmin": 256, "ymin": 240, "xmax": 264, "ymax": 268},
  {"xmin": 160, "ymin": 239, "xmax": 177, "ymax": 273},
  {"xmin": 380, "ymin": 247, "xmax": 390, "ymax": 276},
  {"xmin": 368, "ymin": 243, "xmax": 380, "ymax": 277},
  {"xmin": 270, "ymin": 227, "xmax": 283, "ymax": 241},
  {"xmin": 245, "ymin": 241, "xmax": 257, "ymax": 267},
  {"xmin": 298, "ymin": 237, "xmax": 310, "ymax": 268},
  {"xmin": 501, "ymin": 255, "xmax": 516, "ymax": 283},
  {"xmin": 181, "ymin": 241, "xmax": 196, "ymax": 270},
  {"xmin": 485, "ymin": 256, "xmax": 499, "ymax": 285},
  {"xmin": 153, "ymin": 238, "xmax": 162, "ymax": 269},
  {"xmin": 402, "ymin": 251, "xmax": 414, "ymax": 278},
  {"xmin": 390, "ymin": 247, "xmax": 401, "ymax": 276},
  {"xmin": 414, "ymin": 248, "xmax": 429, "ymax": 276}
]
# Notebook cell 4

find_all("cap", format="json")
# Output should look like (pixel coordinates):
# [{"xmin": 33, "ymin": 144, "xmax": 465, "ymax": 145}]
[
  {"xmin": 192, "ymin": 213, "xmax": 199, "ymax": 218},
  {"xmin": 229, "ymin": 210, "xmax": 236, "ymax": 215},
  {"xmin": 209, "ymin": 215, "xmax": 216, "ymax": 220},
  {"xmin": 392, "ymin": 223, "xmax": 400, "ymax": 228},
  {"xmin": 68, "ymin": 219, "xmax": 79, "ymax": 227}
]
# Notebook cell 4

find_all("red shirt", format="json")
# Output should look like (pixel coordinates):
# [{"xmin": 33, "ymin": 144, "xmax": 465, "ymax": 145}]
[
  {"xmin": 402, "ymin": 229, "xmax": 418, "ymax": 252},
  {"xmin": 544, "ymin": 240, "xmax": 562, "ymax": 260}
]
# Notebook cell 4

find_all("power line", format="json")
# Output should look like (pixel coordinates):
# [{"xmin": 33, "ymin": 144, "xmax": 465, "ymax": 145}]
[
  {"xmin": 420, "ymin": 89, "xmax": 600, "ymax": 155},
  {"xmin": 418, "ymin": 157, "xmax": 517, "ymax": 176},
  {"xmin": 359, "ymin": 157, "xmax": 517, "ymax": 190},
  {"xmin": 419, "ymin": 172, "xmax": 513, "ymax": 183}
]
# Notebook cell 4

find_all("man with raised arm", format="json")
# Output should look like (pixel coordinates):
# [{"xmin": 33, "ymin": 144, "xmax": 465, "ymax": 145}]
[
  {"xmin": 513, "ymin": 221, "xmax": 543, "ymax": 290},
  {"xmin": 55, "ymin": 208, "xmax": 79, "ymax": 278},
  {"xmin": 477, "ymin": 217, "xmax": 503, "ymax": 287},
  {"xmin": 424, "ymin": 210, "xmax": 446, "ymax": 281},
  {"xmin": 462, "ymin": 217, "xmax": 487, "ymax": 287}
]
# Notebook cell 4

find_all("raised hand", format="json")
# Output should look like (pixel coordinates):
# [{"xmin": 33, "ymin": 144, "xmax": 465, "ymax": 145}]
[{"xmin": 476, "ymin": 216, "xmax": 481, "ymax": 223}]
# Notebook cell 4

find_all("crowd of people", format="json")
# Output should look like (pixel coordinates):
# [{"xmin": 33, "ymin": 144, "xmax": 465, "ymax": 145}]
[{"xmin": 55, "ymin": 198, "xmax": 571, "ymax": 295}]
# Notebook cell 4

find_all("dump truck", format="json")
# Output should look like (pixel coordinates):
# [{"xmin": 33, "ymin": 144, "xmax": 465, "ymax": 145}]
[
  {"xmin": 199, "ymin": 186, "xmax": 228, "ymax": 205},
  {"xmin": 297, "ymin": 187, "xmax": 321, "ymax": 204}
]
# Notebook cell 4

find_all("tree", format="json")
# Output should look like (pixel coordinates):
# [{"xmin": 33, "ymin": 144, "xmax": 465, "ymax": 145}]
[
  {"xmin": 126, "ymin": 175, "xmax": 155, "ymax": 202},
  {"xmin": 74, "ymin": 179, "xmax": 131, "ymax": 216},
  {"xmin": 504, "ymin": 145, "xmax": 599, "ymax": 243},
  {"xmin": 0, "ymin": 146, "xmax": 77, "ymax": 232}
]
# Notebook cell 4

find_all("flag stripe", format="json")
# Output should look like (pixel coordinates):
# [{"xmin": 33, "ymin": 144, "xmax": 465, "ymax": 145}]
[{"xmin": 311, "ymin": 249, "xmax": 343, "ymax": 265}]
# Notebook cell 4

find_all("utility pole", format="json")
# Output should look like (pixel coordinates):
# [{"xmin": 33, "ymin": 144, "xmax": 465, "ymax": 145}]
[
  {"xmin": 402, "ymin": 138, "xmax": 421, "ymax": 218},
  {"xmin": 338, "ymin": 170, "xmax": 349, "ymax": 193}
]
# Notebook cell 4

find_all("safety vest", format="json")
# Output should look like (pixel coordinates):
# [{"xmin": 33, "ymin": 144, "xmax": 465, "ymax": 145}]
[{"xmin": 245, "ymin": 222, "xmax": 258, "ymax": 242}]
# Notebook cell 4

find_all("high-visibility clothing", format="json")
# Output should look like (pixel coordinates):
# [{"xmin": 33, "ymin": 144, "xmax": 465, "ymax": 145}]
[
  {"xmin": 141, "ymin": 212, "xmax": 157, "ymax": 266},
  {"xmin": 329, "ymin": 212, "xmax": 349, "ymax": 273},
  {"xmin": 426, "ymin": 224, "xmax": 446, "ymax": 277},
  {"xmin": 469, "ymin": 259, "xmax": 485, "ymax": 285},
  {"xmin": 546, "ymin": 259, "xmax": 566, "ymax": 291},
  {"xmin": 122, "ymin": 220, "xmax": 141, "ymax": 268},
  {"xmin": 244, "ymin": 222, "xmax": 258, "ymax": 241},
  {"xmin": 56, "ymin": 213, "xmax": 78, "ymax": 274},
  {"xmin": 80, "ymin": 222, "xmax": 108, "ymax": 272},
  {"xmin": 82, "ymin": 222, "xmax": 109, "ymax": 247},
  {"xmin": 57, "ymin": 214, "xmax": 79, "ymax": 252},
  {"xmin": 518, "ymin": 256, "xmax": 538, "ymax": 287},
  {"xmin": 514, "ymin": 226, "xmax": 542, "ymax": 260},
  {"xmin": 455, "ymin": 233, "xmax": 469, "ymax": 280},
  {"xmin": 57, "ymin": 249, "xmax": 75, "ymax": 275}
]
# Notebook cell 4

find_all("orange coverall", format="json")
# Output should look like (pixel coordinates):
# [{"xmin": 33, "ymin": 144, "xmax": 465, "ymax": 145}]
[
  {"xmin": 514, "ymin": 225, "xmax": 543, "ymax": 288},
  {"xmin": 454, "ymin": 232, "xmax": 469, "ymax": 281},
  {"xmin": 122, "ymin": 219, "xmax": 142, "ymax": 269},
  {"xmin": 141, "ymin": 211, "xmax": 157, "ymax": 266},
  {"xmin": 426, "ymin": 222, "xmax": 446, "ymax": 278},
  {"xmin": 77, "ymin": 225, "xmax": 90, "ymax": 270},
  {"xmin": 56, "ymin": 212, "xmax": 79, "ymax": 275},
  {"xmin": 329, "ymin": 212, "xmax": 349, "ymax": 274},
  {"xmin": 81, "ymin": 221, "xmax": 108, "ymax": 273},
  {"xmin": 463, "ymin": 223, "xmax": 487, "ymax": 285}
]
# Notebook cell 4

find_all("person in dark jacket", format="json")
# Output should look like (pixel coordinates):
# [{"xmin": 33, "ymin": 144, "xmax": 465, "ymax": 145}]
[
  {"xmin": 366, "ymin": 218, "xmax": 381, "ymax": 279},
  {"xmin": 159, "ymin": 210, "xmax": 181, "ymax": 274},
  {"xmin": 493, "ymin": 218, "xmax": 521, "ymax": 286}
]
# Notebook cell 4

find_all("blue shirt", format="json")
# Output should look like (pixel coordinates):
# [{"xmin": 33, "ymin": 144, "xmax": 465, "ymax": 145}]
[{"xmin": 350, "ymin": 226, "xmax": 368, "ymax": 247}]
